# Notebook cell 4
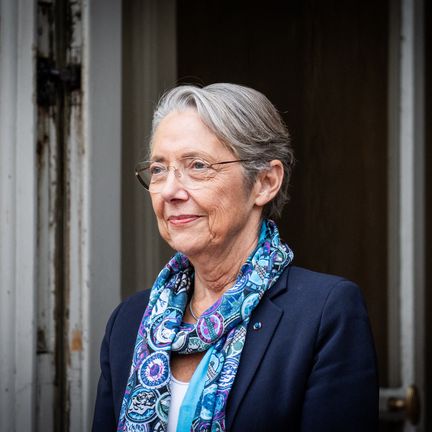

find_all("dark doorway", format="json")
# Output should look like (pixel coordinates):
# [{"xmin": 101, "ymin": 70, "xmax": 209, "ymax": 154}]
[{"xmin": 177, "ymin": 0, "xmax": 389, "ymax": 392}]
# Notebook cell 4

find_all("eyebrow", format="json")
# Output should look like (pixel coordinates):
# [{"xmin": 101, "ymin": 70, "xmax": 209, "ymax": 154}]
[
  {"xmin": 149, "ymin": 151, "xmax": 215, "ymax": 162},
  {"xmin": 150, "ymin": 155, "xmax": 166, "ymax": 163}
]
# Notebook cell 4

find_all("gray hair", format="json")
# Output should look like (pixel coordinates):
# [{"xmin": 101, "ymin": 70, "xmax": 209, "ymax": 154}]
[{"xmin": 150, "ymin": 83, "xmax": 294, "ymax": 219}]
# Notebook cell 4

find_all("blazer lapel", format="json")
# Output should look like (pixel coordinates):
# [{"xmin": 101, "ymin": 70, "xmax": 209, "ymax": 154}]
[{"xmin": 226, "ymin": 266, "xmax": 291, "ymax": 428}]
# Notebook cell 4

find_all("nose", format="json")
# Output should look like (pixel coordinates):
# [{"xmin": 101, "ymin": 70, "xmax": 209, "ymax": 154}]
[{"xmin": 159, "ymin": 167, "xmax": 188, "ymax": 201}]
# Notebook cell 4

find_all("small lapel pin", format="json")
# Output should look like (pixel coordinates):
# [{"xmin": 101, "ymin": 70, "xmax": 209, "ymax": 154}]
[{"xmin": 252, "ymin": 321, "xmax": 262, "ymax": 331}]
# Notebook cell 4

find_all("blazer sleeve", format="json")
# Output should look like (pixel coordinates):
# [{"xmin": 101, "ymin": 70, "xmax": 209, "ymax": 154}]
[
  {"xmin": 300, "ymin": 280, "xmax": 379, "ymax": 432},
  {"xmin": 92, "ymin": 303, "xmax": 122, "ymax": 432}
]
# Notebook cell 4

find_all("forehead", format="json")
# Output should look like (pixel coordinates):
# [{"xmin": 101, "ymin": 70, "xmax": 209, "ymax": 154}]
[{"xmin": 151, "ymin": 110, "xmax": 234, "ymax": 160}]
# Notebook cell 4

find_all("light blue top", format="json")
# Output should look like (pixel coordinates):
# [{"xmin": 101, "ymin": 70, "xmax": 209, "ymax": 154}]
[{"xmin": 176, "ymin": 346, "xmax": 215, "ymax": 432}]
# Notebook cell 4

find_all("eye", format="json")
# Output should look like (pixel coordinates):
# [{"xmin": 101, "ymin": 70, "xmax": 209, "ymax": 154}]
[
  {"xmin": 149, "ymin": 163, "xmax": 166, "ymax": 175},
  {"xmin": 187, "ymin": 159, "xmax": 210, "ymax": 171}
]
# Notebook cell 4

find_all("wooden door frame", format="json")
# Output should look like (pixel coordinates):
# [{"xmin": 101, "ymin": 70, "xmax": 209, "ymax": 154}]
[
  {"xmin": 381, "ymin": 0, "xmax": 426, "ymax": 429},
  {"xmin": 0, "ymin": 0, "xmax": 123, "ymax": 430}
]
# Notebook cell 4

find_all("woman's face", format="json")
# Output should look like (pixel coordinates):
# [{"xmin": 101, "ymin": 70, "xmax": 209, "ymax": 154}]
[{"xmin": 149, "ymin": 109, "xmax": 263, "ymax": 261}]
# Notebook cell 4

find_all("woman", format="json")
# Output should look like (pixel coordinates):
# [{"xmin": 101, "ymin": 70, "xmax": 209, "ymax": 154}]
[{"xmin": 93, "ymin": 83, "xmax": 378, "ymax": 431}]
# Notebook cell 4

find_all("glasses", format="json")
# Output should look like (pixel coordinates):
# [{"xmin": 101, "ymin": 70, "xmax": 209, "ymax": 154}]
[{"xmin": 135, "ymin": 156, "xmax": 250, "ymax": 192}]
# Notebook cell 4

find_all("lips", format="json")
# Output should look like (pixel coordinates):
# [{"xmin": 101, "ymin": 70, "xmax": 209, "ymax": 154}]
[{"xmin": 167, "ymin": 215, "xmax": 202, "ymax": 225}]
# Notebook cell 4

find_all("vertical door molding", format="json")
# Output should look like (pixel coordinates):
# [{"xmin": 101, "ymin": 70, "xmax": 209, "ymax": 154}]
[
  {"xmin": 383, "ymin": 0, "xmax": 425, "ymax": 429},
  {"xmin": 0, "ymin": 0, "xmax": 37, "ymax": 431},
  {"xmin": 35, "ymin": 0, "xmax": 87, "ymax": 428},
  {"xmin": 398, "ymin": 0, "xmax": 425, "ymax": 403},
  {"xmin": 82, "ymin": 0, "xmax": 122, "ymax": 429}
]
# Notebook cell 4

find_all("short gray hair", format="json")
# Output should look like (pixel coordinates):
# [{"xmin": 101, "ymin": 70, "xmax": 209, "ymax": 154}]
[{"xmin": 150, "ymin": 83, "xmax": 294, "ymax": 219}]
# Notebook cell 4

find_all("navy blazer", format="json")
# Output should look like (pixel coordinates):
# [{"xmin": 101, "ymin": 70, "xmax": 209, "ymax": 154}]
[{"xmin": 93, "ymin": 265, "xmax": 379, "ymax": 431}]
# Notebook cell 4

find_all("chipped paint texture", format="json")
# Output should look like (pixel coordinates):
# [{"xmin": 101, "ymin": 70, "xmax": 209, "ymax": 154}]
[
  {"xmin": 70, "ymin": 329, "xmax": 83, "ymax": 352},
  {"xmin": 36, "ymin": 0, "xmax": 83, "ymax": 430},
  {"xmin": 2, "ymin": 0, "xmax": 122, "ymax": 430}
]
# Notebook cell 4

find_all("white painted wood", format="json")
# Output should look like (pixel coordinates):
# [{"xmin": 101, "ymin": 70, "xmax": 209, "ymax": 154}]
[
  {"xmin": 67, "ymin": 1, "xmax": 86, "ymax": 430},
  {"xmin": 35, "ymin": 2, "xmax": 57, "ymax": 430},
  {"xmin": 398, "ymin": 0, "xmax": 425, "ymax": 429},
  {"xmin": 410, "ymin": 0, "xmax": 425, "ymax": 428},
  {"xmin": 81, "ymin": 0, "xmax": 122, "ymax": 429},
  {"xmin": 0, "ymin": 0, "xmax": 37, "ymax": 431},
  {"xmin": 399, "ymin": 0, "xmax": 416, "ymax": 396},
  {"xmin": 382, "ymin": 0, "xmax": 425, "ymax": 429},
  {"xmin": 35, "ymin": 118, "xmax": 58, "ymax": 432}
]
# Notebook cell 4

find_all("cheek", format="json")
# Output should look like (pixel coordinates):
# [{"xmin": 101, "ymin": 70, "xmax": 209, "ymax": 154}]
[
  {"xmin": 155, "ymin": 217, "xmax": 173, "ymax": 247},
  {"xmin": 150, "ymin": 195, "xmax": 163, "ymax": 217},
  {"xmin": 207, "ymin": 183, "xmax": 231, "ymax": 211},
  {"xmin": 206, "ymin": 184, "xmax": 247, "ymax": 230},
  {"xmin": 150, "ymin": 197, "xmax": 169, "ymax": 233}
]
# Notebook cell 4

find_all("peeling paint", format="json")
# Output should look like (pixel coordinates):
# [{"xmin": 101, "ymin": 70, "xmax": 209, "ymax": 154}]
[
  {"xmin": 36, "ymin": 0, "xmax": 83, "ymax": 430},
  {"xmin": 70, "ymin": 329, "xmax": 83, "ymax": 352},
  {"xmin": 37, "ymin": 327, "xmax": 49, "ymax": 354}
]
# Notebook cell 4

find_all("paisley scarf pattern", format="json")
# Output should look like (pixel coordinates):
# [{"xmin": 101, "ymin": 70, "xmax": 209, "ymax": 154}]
[{"xmin": 117, "ymin": 219, "xmax": 293, "ymax": 431}]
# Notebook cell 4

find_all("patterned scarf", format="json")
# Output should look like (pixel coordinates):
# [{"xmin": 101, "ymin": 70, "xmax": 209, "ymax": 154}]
[{"xmin": 117, "ymin": 219, "xmax": 293, "ymax": 431}]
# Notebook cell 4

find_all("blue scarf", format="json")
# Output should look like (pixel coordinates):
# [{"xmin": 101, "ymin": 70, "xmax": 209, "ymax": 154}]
[{"xmin": 118, "ymin": 219, "xmax": 293, "ymax": 431}]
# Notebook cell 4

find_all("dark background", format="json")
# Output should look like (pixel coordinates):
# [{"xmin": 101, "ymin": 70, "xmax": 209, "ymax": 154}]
[
  {"xmin": 177, "ymin": 1, "xmax": 431, "ymax": 429},
  {"xmin": 178, "ymin": 0, "xmax": 389, "ymax": 385}
]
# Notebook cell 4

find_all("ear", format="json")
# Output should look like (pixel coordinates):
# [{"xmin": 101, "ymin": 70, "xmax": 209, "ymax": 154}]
[{"xmin": 254, "ymin": 160, "xmax": 284, "ymax": 208}]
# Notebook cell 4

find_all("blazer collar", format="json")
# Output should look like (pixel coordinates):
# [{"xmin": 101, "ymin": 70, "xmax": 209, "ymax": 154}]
[
  {"xmin": 267, "ymin": 263, "xmax": 291, "ymax": 300},
  {"xmin": 226, "ymin": 264, "xmax": 291, "ymax": 428}
]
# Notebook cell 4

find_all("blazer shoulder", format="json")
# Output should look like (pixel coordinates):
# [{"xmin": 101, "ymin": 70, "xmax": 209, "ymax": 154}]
[
  {"xmin": 101, "ymin": 289, "xmax": 151, "ymax": 345},
  {"xmin": 287, "ymin": 265, "xmax": 346, "ymax": 289},
  {"xmin": 286, "ymin": 265, "xmax": 362, "ymax": 297},
  {"xmin": 272, "ymin": 265, "xmax": 368, "ymax": 318},
  {"xmin": 121, "ymin": 289, "xmax": 151, "ymax": 311},
  {"xmin": 111, "ymin": 289, "xmax": 151, "ymax": 329}
]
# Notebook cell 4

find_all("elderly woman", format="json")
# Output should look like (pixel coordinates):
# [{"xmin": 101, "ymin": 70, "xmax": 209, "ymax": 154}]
[{"xmin": 93, "ymin": 83, "xmax": 378, "ymax": 431}]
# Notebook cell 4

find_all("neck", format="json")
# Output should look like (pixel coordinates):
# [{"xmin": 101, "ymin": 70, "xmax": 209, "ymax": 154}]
[{"xmin": 188, "ymin": 223, "xmax": 261, "ymax": 314}]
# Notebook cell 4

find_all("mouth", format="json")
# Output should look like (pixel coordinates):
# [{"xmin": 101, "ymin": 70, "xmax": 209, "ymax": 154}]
[{"xmin": 167, "ymin": 215, "xmax": 202, "ymax": 226}]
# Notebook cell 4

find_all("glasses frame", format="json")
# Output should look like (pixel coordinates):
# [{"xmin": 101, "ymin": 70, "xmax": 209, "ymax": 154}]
[{"xmin": 134, "ymin": 157, "xmax": 251, "ymax": 191}]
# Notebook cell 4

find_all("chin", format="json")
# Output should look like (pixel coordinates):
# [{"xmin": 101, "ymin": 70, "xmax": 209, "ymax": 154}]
[{"xmin": 167, "ymin": 234, "xmax": 207, "ymax": 258}]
